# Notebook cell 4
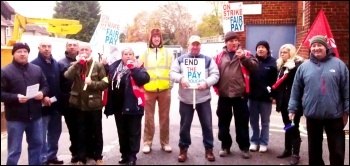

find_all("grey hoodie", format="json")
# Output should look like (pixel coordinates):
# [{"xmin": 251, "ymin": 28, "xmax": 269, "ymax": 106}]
[
  {"xmin": 288, "ymin": 49, "xmax": 349, "ymax": 119},
  {"xmin": 170, "ymin": 53, "xmax": 219, "ymax": 104}
]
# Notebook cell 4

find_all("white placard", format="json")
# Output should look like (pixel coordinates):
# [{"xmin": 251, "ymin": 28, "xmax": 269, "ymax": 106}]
[
  {"xmin": 183, "ymin": 58, "xmax": 205, "ymax": 89},
  {"xmin": 222, "ymin": 2, "xmax": 245, "ymax": 33}
]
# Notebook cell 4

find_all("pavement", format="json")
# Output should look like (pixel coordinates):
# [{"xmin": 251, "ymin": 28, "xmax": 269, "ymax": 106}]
[{"xmin": 1, "ymin": 84, "xmax": 349, "ymax": 165}]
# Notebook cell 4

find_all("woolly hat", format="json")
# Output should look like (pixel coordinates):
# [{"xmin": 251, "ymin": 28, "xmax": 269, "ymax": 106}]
[
  {"xmin": 310, "ymin": 35, "xmax": 328, "ymax": 48},
  {"xmin": 224, "ymin": 31, "xmax": 238, "ymax": 42},
  {"xmin": 256, "ymin": 40, "xmax": 270, "ymax": 54},
  {"xmin": 12, "ymin": 42, "xmax": 30, "ymax": 55}
]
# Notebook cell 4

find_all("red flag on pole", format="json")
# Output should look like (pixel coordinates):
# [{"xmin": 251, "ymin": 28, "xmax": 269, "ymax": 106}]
[{"xmin": 302, "ymin": 9, "xmax": 339, "ymax": 58}]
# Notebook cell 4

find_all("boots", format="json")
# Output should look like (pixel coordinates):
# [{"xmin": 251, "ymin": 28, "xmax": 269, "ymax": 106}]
[
  {"xmin": 178, "ymin": 147, "xmax": 188, "ymax": 162},
  {"xmin": 277, "ymin": 134, "xmax": 292, "ymax": 158},
  {"xmin": 290, "ymin": 139, "xmax": 301, "ymax": 165}
]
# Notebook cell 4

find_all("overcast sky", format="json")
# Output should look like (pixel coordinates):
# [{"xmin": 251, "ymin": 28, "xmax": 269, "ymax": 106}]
[{"xmin": 7, "ymin": 1, "xmax": 213, "ymax": 28}]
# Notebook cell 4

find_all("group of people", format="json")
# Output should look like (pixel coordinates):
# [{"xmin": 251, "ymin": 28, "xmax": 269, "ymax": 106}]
[{"xmin": 1, "ymin": 27, "xmax": 348, "ymax": 166}]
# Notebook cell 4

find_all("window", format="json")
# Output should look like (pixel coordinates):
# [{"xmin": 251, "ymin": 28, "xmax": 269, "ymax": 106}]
[{"xmin": 5, "ymin": 27, "xmax": 11, "ymax": 37}]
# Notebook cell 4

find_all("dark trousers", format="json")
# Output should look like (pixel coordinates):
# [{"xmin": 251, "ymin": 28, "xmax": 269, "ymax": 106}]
[
  {"xmin": 306, "ymin": 117, "xmax": 345, "ymax": 165},
  {"xmin": 178, "ymin": 99, "xmax": 214, "ymax": 149},
  {"xmin": 114, "ymin": 112, "xmax": 143, "ymax": 162},
  {"xmin": 75, "ymin": 109, "xmax": 103, "ymax": 163},
  {"xmin": 217, "ymin": 96, "xmax": 250, "ymax": 151},
  {"xmin": 281, "ymin": 109, "xmax": 302, "ymax": 155},
  {"xmin": 62, "ymin": 106, "xmax": 78, "ymax": 157}
]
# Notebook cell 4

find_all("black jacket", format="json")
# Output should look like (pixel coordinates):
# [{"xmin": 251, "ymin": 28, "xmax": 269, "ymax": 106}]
[
  {"xmin": 1, "ymin": 60, "xmax": 49, "ymax": 122},
  {"xmin": 31, "ymin": 53, "xmax": 61, "ymax": 115},
  {"xmin": 58, "ymin": 52, "xmax": 76, "ymax": 108},
  {"xmin": 249, "ymin": 54, "xmax": 278, "ymax": 102},
  {"xmin": 275, "ymin": 57, "xmax": 304, "ymax": 114},
  {"xmin": 104, "ymin": 60, "xmax": 150, "ymax": 117}
]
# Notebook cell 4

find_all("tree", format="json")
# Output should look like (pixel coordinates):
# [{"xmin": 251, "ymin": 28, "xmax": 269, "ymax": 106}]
[
  {"xmin": 158, "ymin": 2, "xmax": 196, "ymax": 48},
  {"xmin": 125, "ymin": 11, "xmax": 150, "ymax": 42},
  {"xmin": 196, "ymin": 14, "xmax": 223, "ymax": 37},
  {"xmin": 53, "ymin": 1, "xmax": 101, "ymax": 42}
]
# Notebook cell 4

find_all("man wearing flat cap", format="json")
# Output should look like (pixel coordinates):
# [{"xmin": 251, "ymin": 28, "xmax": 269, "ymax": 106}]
[
  {"xmin": 1, "ymin": 42, "xmax": 49, "ymax": 165},
  {"xmin": 213, "ymin": 31, "xmax": 258, "ymax": 159},
  {"xmin": 288, "ymin": 35, "xmax": 349, "ymax": 165}
]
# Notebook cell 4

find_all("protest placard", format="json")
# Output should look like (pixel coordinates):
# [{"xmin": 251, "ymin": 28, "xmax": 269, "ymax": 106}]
[
  {"xmin": 222, "ymin": 2, "xmax": 244, "ymax": 33},
  {"xmin": 183, "ymin": 58, "xmax": 205, "ymax": 89},
  {"xmin": 90, "ymin": 12, "xmax": 121, "ymax": 62}
]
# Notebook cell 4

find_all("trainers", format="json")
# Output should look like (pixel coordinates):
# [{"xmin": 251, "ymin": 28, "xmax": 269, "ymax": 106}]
[
  {"xmin": 219, "ymin": 148, "xmax": 231, "ymax": 157},
  {"xmin": 249, "ymin": 144, "xmax": 259, "ymax": 152},
  {"xmin": 143, "ymin": 145, "xmax": 151, "ymax": 154},
  {"xmin": 75, "ymin": 161, "xmax": 85, "ymax": 165},
  {"xmin": 162, "ymin": 145, "xmax": 172, "ymax": 153},
  {"xmin": 96, "ymin": 160, "xmax": 103, "ymax": 165},
  {"xmin": 241, "ymin": 150, "xmax": 251, "ymax": 159},
  {"xmin": 259, "ymin": 145, "xmax": 268, "ymax": 153}
]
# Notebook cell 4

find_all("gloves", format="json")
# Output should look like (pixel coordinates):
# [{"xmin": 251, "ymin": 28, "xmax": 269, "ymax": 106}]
[
  {"xmin": 267, "ymin": 86, "xmax": 271, "ymax": 93},
  {"xmin": 284, "ymin": 59, "xmax": 295, "ymax": 70}
]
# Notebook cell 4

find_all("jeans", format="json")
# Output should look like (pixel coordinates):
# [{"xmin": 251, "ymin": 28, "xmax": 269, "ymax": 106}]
[
  {"xmin": 306, "ymin": 117, "xmax": 345, "ymax": 165},
  {"xmin": 249, "ymin": 99, "xmax": 272, "ymax": 146},
  {"xmin": 6, "ymin": 118, "xmax": 44, "ymax": 165},
  {"xmin": 41, "ymin": 111, "xmax": 62, "ymax": 163},
  {"xmin": 178, "ymin": 99, "xmax": 214, "ymax": 149},
  {"xmin": 217, "ymin": 97, "xmax": 250, "ymax": 151}
]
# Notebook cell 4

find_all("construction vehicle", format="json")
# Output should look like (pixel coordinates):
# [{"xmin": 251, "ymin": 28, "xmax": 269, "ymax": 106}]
[{"xmin": 1, "ymin": 14, "xmax": 83, "ymax": 68}]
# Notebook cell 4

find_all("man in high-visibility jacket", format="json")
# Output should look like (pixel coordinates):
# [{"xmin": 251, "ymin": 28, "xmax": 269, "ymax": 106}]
[{"xmin": 141, "ymin": 28, "xmax": 173, "ymax": 154}]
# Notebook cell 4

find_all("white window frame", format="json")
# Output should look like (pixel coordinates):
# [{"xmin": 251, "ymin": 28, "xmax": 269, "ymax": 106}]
[{"xmin": 5, "ymin": 27, "xmax": 11, "ymax": 37}]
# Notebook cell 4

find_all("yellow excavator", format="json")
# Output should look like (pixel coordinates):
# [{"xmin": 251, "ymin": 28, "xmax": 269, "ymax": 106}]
[{"xmin": 1, "ymin": 14, "xmax": 83, "ymax": 68}]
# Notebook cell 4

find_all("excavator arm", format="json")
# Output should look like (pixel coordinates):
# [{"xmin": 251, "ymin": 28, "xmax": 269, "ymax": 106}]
[{"xmin": 7, "ymin": 14, "xmax": 82, "ymax": 46}]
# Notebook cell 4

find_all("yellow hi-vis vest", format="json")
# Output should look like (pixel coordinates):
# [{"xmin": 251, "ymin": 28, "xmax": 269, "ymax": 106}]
[{"xmin": 141, "ymin": 47, "xmax": 172, "ymax": 92}]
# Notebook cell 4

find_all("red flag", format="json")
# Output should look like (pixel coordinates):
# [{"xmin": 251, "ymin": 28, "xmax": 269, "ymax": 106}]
[{"xmin": 302, "ymin": 9, "xmax": 339, "ymax": 58}]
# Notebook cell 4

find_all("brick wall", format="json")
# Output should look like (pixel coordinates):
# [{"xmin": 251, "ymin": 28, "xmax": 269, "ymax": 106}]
[
  {"xmin": 305, "ymin": 1, "xmax": 348, "ymax": 64},
  {"xmin": 229, "ymin": 1, "xmax": 349, "ymax": 64}
]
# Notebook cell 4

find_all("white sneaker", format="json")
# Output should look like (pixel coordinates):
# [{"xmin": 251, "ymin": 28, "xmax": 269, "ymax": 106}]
[
  {"xmin": 249, "ymin": 144, "xmax": 259, "ymax": 152},
  {"xmin": 259, "ymin": 145, "xmax": 268, "ymax": 153},
  {"xmin": 143, "ymin": 145, "xmax": 151, "ymax": 154},
  {"xmin": 162, "ymin": 145, "xmax": 172, "ymax": 152}
]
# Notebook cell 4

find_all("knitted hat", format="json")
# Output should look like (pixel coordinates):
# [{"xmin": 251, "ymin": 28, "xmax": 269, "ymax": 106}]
[
  {"xmin": 256, "ymin": 40, "xmax": 270, "ymax": 54},
  {"xmin": 12, "ymin": 42, "xmax": 30, "ymax": 55},
  {"xmin": 224, "ymin": 31, "xmax": 238, "ymax": 42},
  {"xmin": 310, "ymin": 35, "xmax": 328, "ymax": 48}
]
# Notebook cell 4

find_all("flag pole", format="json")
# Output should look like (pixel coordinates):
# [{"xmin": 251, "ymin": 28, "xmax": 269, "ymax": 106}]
[{"xmin": 296, "ymin": 43, "xmax": 303, "ymax": 55}]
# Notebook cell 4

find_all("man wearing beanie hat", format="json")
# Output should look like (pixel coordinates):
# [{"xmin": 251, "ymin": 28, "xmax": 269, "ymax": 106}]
[
  {"xmin": 1, "ymin": 42, "xmax": 49, "ymax": 165},
  {"xmin": 141, "ymin": 28, "xmax": 173, "ymax": 154},
  {"xmin": 288, "ymin": 34, "xmax": 349, "ymax": 165},
  {"xmin": 248, "ymin": 40, "xmax": 277, "ymax": 153},
  {"xmin": 213, "ymin": 31, "xmax": 259, "ymax": 159}
]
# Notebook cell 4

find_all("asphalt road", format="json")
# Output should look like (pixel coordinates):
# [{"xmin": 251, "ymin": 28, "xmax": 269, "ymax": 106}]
[{"xmin": 1, "ymin": 84, "xmax": 349, "ymax": 165}]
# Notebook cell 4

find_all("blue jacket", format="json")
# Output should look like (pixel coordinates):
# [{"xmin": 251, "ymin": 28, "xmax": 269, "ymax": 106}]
[
  {"xmin": 249, "ymin": 54, "xmax": 277, "ymax": 102},
  {"xmin": 288, "ymin": 49, "xmax": 349, "ymax": 119},
  {"xmin": 104, "ymin": 59, "xmax": 150, "ymax": 117},
  {"xmin": 31, "ymin": 53, "xmax": 61, "ymax": 115}
]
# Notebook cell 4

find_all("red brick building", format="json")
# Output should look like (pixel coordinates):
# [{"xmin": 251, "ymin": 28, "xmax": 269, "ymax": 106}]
[{"xmin": 229, "ymin": 1, "xmax": 349, "ymax": 65}]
